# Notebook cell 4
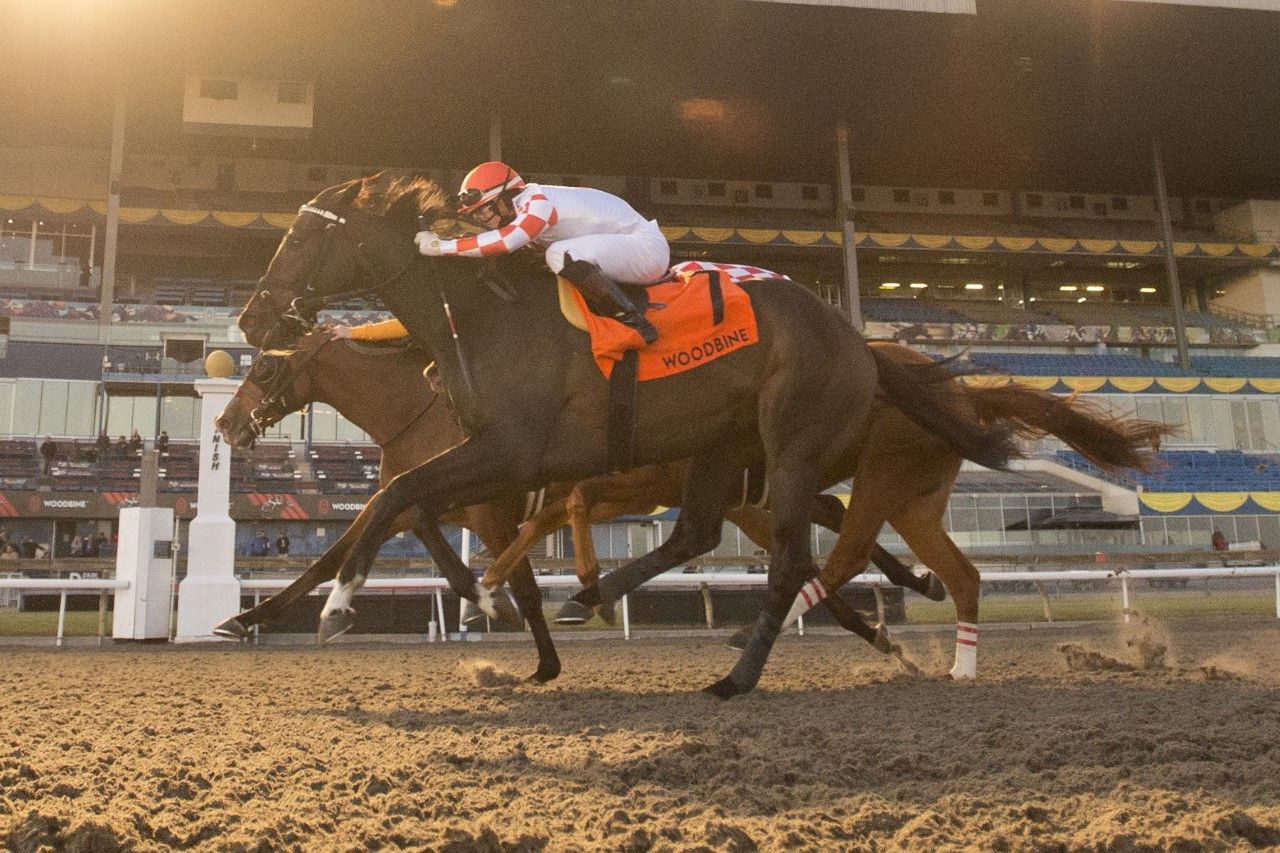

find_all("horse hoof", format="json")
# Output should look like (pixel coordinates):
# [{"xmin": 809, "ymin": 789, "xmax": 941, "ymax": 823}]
[
  {"xmin": 726, "ymin": 626, "xmax": 752, "ymax": 651},
  {"xmin": 212, "ymin": 617, "xmax": 251, "ymax": 641},
  {"xmin": 923, "ymin": 572, "xmax": 947, "ymax": 602},
  {"xmin": 554, "ymin": 599, "xmax": 593, "ymax": 625},
  {"xmin": 317, "ymin": 609, "xmax": 356, "ymax": 646},
  {"xmin": 703, "ymin": 676, "xmax": 749, "ymax": 700},
  {"xmin": 491, "ymin": 587, "xmax": 523, "ymax": 629},
  {"xmin": 872, "ymin": 624, "xmax": 894, "ymax": 655},
  {"xmin": 595, "ymin": 602, "xmax": 617, "ymax": 627},
  {"xmin": 526, "ymin": 662, "xmax": 562, "ymax": 684},
  {"xmin": 460, "ymin": 599, "xmax": 486, "ymax": 624}
]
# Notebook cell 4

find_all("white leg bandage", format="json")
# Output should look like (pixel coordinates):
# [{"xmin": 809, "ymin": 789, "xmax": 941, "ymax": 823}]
[
  {"xmin": 782, "ymin": 579, "xmax": 827, "ymax": 630},
  {"xmin": 950, "ymin": 621, "xmax": 978, "ymax": 680},
  {"xmin": 322, "ymin": 577, "xmax": 362, "ymax": 617}
]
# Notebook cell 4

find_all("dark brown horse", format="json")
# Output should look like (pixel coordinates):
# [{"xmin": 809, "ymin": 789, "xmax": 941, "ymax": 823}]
[
  {"xmin": 478, "ymin": 342, "xmax": 1172, "ymax": 680},
  {"xmin": 214, "ymin": 330, "xmax": 942, "ymax": 660},
  {"xmin": 212, "ymin": 332, "xmax": 561, "ymax": 682},
  {"xmin": 237, "ymin": 173, "xmax": 1013, "ymax": 697}
]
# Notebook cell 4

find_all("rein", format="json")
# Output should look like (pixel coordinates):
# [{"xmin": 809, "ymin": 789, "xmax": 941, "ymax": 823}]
[
  {"xmin": 258, "ymin": 201, "xmax": 482, "ymax": 426},
  {"xmin": 245, "ymin": 332, "xmax": 333, "ymax": 438}
]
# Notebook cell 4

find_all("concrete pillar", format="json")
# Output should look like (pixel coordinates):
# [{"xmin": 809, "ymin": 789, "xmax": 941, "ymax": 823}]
[
  {"xmin": 99, "ymin": 80, "xmax": 127, "ymax": 338},
  {"xmin": 835, "ymin": 121, "xmax": 863, "ymax": 329},
  {"xmin": 174, "ymin": 378, "xmax": 240, "ymax": 641}
]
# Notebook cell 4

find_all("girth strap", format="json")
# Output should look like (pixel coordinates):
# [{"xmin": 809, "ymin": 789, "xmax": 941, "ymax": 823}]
[{"xmin": 606, "ymin": 349, "xmax": 640, "ymax": 473}]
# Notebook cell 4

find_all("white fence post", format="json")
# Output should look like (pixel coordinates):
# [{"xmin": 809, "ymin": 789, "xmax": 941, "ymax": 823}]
[
  {"xmin": 1121, "ymin": 575, "xmax": 1131, "ymax": 623},
  {"xmin": 56, "ymin": 590, "xmax": 67, "ymax": 647},
  {"xmin": 622, "ymin": 594, "xmax": 631, "ymax": 640}
]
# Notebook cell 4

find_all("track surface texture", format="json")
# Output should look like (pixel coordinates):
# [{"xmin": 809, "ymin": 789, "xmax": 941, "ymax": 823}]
[{"xmin": 2, "ymin": 617, "xmax": 1278, "ymax": 851}]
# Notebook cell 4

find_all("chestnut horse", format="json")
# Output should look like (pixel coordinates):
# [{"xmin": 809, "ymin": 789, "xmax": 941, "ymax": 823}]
[{"xmin": 236, "ymin": 173, "xmax": 1014, "ymax": 696}]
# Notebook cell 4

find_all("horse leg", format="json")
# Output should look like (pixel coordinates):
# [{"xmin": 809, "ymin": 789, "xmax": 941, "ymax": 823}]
[
  {"xmin": 445, "ymin": 509, "xmax": 561, "ymax": 684},
  {"xmin": 896, "ymin": 513, "xmax": 981, "ymax": 679},
  {"xmin": 214, "ymin": 504, "xmax": 401, "ymax": 640},
  {"xmin": 321, "ymin": 436, "xmax": 530, "ymax": 630},
  {"xmin": 315, "ymin": 509, "xmax": 503, "ymax": 644},
  {"xmin": 726, "ymin": 504, "xmax": 886, "ymax": 652},
  {"xmin": 812, "ymin": 493, "xmax": 943, "ymax": 601},
  {"xmin": 478, "ymin": 505, "xmax": 568, "ymax": 591},
  {"xmin": 558, "ymin": 454, "xmax": 739, "ymax": 625},
  {"xmin": 707, "ymin": 461, "xmax": 819, "ymax": 699}
]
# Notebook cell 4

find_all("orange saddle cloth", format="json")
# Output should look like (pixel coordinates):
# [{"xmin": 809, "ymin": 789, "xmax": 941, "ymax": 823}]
[{"xmin": 562, "ymin": 268, "xmax": 760, "ymax": 380}]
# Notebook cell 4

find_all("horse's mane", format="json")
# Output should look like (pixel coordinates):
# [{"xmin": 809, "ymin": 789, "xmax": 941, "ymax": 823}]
[{"xmin": 349, "ymin": 172, "xmax": 450, "ymax": 221}]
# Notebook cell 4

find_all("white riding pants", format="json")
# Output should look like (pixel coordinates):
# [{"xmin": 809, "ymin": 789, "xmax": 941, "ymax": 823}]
[{"xmin": 542, "ymin": 223, "xmax": 670, "ymax": 285}]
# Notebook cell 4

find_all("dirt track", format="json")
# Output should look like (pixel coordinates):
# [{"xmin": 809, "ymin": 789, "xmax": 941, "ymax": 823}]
[{"xmin": 2, "ymin": 617, "xmax": 1279, "ymax": 851}]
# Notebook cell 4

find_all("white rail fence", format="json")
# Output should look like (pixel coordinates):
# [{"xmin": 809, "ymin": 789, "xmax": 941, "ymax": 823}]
[{"xmin": 2, "ymin": 566, "xmax": 1278, "ymax": 645}]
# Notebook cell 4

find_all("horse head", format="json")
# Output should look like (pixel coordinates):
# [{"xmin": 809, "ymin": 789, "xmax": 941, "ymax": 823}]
[
  {"xmin": 216, "ymin": 331, "xmax": 332, "ymax": 448},
  {"xmin": 238, "ymin": 172, "xmax": 460, "ymax": 349}
]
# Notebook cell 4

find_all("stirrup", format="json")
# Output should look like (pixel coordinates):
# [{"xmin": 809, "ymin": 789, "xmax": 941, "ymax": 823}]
[{"xmin": 618, "ymin": 312, "xmax": 658, "ymax": 345}]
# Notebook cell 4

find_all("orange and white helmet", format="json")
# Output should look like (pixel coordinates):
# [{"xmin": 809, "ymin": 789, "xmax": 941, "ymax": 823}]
[{"xmin": 456, "ymin": 161, "xmax": 525, "ymax": 214}]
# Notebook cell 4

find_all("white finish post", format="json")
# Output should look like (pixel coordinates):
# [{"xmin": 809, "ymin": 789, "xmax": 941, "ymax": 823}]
[
  {"xmin": 622, "ymin": 594, "xmax": 631, "ymax": 640},
  {"xmin": 28, "ymin": 220, "xmax": 37, "ymax": 268},
  {"xmin": 175, "ymin": 379, "xmax": 240, "ymax": 641},
  {"xmin": 112, "ymin": 506, "xmax": 176, "ymax": 640},
  {"xmin": 1121, "ymin": 575, "xmax": 1131, "ymax": 623},
  {"xmin": 797, "ymin": 613, "xmax": 805, "ymax": 637}
]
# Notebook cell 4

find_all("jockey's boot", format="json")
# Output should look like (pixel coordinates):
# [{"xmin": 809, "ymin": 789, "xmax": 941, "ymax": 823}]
[{"xmin": 561, "ymin": 258, "xmax": 658, "ymax": 345}]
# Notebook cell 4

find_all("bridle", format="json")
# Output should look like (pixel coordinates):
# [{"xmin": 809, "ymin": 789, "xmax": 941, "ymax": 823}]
[
  {"xmin": 242, "ymin": 330, "xmax": 333, "ymax": 439},
  {"xmin": 254, "ymin": 203, "xmax": 422, "ymax": 349}
]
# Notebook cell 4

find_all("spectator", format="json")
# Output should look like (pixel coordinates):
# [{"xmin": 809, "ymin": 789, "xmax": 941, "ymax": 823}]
[
  {"xmin": 275, "ymin": 532, "xmax": 290, "ymax": 557},
  {"xmin": 0, "ymin": 527, "xmax": 9, "ymax": 552},
  {"xmin": 70, "ymin": 534, "xmax": 82, "ymax": 556},
  {"xmin": 156, "ymin": 430, "xmax": 170, "ymax": 453},
  {"xmin": 95, "ymin": 430, "xmax": 110, "ymax": 461},
  {"xmin": 116, "ymin": 436, "xmax": 129, "ymax": 456},
  {"xmin": 94, "ymin": 532, "xmax": 111, "ymax": 558},
  {"xmin": 1211, "ymin": 529, "xmax": 1229, "ymax": 552},
  {"xmin": 82, "ymin": 534, "xmax": 98, "ymax": 557},
  {"xmin": 249, "ymin": 530, "xmax": 270, "ymax": 557},
  {"xmin": 39, "ymin": 436, "xmax": 58, "ymax": 474},
  {"xmin": 0, "ymin": 543, "xmax": 17, "ymax": 561},
  {"xmin": 20, "ymin": 537, "xmax": 37, "ymax": 559},
  {"xmin": 129, "ymin": 429, "xmax": 143, "ymax": 452}
]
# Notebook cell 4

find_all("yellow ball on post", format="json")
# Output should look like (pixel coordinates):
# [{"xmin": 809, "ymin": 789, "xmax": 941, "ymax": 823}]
[{"xmin": 204, "ymin": 350, "xmax": 236, "ymax": 378}]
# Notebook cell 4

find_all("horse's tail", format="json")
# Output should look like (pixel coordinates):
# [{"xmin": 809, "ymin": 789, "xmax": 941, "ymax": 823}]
[
  {"xmin": 869, "ymin": 346, "xmax": 1018, "ymax": 471},
  {"xmin": 965, "ymin": 383, "xmax": 1175, "ymax": 474}
]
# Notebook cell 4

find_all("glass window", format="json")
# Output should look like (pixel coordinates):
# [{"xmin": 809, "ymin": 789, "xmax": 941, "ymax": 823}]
[
  {"xmin": 310, "ymin": 403, "xmax": 338, "ymax": 442},
  {"xmin": 1256, "ymin": 516, "xmax": 1279, "ymax": 550},
  {"xmin": 65, "ymin": 382, "xmax": 97, "ymax": 437},
  {"xmin": 334, "ymin": 414, "xmax": 368, "ymax": 443},
  {"xmin": 0, "ymin": 380, "xmax": 13, "ymax": 435},
  {"xmin": 12, "ymin": 380, "xmax": 41, "ymax": 435},
  {"xmin": 949, "ymin": 496, "xmax": 977, "ymax": 534},
  {"xmin": 39, "ymin": 381, "xmax": 68, "ymax": 435},
  {"xmin": 264, "ymin": 411, "xmax": 303, "ymax": 442},
  {"xmin": 159, "ymin": 396, "xmax": 195, "ymax": 440},
  {"xmin": 1164, "ymin": 518, "xmax": 1192, "ymax": 548}
]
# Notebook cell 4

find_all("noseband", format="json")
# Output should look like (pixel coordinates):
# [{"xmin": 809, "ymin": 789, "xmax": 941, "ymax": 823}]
[{"xmin": 244, "ymin": 332, "xmax": 332, "ymax": 438}]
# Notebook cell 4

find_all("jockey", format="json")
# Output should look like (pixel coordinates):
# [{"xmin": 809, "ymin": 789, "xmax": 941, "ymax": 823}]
[{"xmin": 419, "ymin": 161, "xmax": 664, "ymax": 344}]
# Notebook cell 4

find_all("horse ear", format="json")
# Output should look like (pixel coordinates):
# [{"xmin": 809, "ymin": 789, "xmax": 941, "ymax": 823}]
[{"xmin": 332, "ymin": 180, "xmax": 362, "ymax": 206}]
